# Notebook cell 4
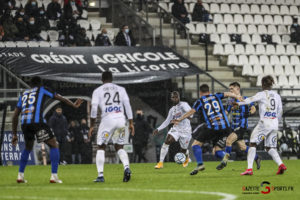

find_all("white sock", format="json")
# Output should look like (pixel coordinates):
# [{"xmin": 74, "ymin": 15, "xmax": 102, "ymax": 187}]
[
  {"xmin": 247, "ymin": 147, "xmax": 256, "ymax": 169},
  {"xmin": 96, "ymin": 150, "xmax": 105, "ymax": 177},
  {"xmin": 268, "ymin": 148, "xmax": 283, "ymax": 166},
  {"xmin": 117, "ymin": 149, "xmax": 130, "ymax": 170},
  {"xmin": 159, "ymin": 143, "xmax": 169, "ymax": 162},
  {"xmin": 185, "ymin": 149, "xmax": 189, "ymax": 157}
]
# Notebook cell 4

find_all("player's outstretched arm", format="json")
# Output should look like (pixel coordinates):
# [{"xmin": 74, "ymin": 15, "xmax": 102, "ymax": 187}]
[
  {"xmin": 250, "ymin": 105, "xmax": 256, "ymax": 114},
  {"xmin": 224, "ymin": 92, "xmax": 243, "ymax": 101},
  {"xmin": 237, "ymin": 92, "xmax": 263, "ymax": 106},
  {"xmin": 12, "ymin": 108, "xmax": 21, "ymax": 146},
  {"xmin": 54, "ymin": 94, "xmax": 83, "ymax": 109},
  {"xmin": 154, "ymin": 109, "xmax": 173, "ymax": 135},
  {"xmin": 172, "ymin": 109, "xmax": 196, "ymax": 125}
]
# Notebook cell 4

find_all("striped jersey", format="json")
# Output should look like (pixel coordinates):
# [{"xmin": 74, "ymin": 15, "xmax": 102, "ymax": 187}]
[
  {"xmin": 226, "ymin": 97, "xmax": 254, "ymax": 130},
  {"xmin": 16, "ymin": 86, "xmax": 56, "ymax": 125},
  {"xmin": 192, "ymin": 93, "xmax": 230, "ymax": 130}
]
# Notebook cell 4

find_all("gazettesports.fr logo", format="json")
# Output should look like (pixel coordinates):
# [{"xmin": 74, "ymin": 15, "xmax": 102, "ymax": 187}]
[{"xmin": 242, "ymin": 181, "xmax": 294, "ymax": 195}]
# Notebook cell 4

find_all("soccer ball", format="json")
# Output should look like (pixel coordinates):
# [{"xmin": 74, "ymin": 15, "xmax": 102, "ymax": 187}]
[{"xmin": 174, "ymin": 152, "xmax": 186, "ymax": 164}]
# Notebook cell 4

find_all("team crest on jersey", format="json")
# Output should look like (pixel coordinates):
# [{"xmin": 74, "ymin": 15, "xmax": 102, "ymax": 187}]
[
  {"xmin": 272, "ymin": 136, "xmax": 277, "ymax": 145},
  {"xmin": 258, "ymin": 134, "xmax": 265, "ymax": 142},
  {"xmin": 102, "ymin": 131, "xmax": 109, "ymax": 138}
]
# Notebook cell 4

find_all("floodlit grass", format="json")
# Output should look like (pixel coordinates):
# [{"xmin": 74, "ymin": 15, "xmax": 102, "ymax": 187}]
[{"xmin": 0, "ymin": 160, "xmax": 299, "ymax": 200}]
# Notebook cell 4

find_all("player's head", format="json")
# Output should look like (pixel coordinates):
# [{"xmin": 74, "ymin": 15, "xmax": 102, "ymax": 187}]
[
  {"xmin": 229, "ymin": 82, "xmax": 241, "ymax": 95},
  {"xmin": 55, "ymin": 106, "xmax": 62, "ymax": 115},
  {"xmin": 171, "ymin": 91, "xmax": 180, "ymax": 105},
  {"xmin": 199, "ymin": 84, "xmax": 210, "ymax": 96},
  {"xmin": 30, "ymin": 76, "xmax": 42, "ymax": 87},
  {"xmin": 102, "ymin": 71, "xmax": 113, "ymax": 83},
  {"xmin": 136, "ymin": 108, "xmax": 144, "ymax": 119},
  {"xmin": 261, "ymin": 75, "xmax": 274, "ymax": 90}
]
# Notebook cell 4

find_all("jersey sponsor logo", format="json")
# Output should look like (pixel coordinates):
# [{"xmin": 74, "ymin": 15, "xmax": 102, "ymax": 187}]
[
  {"xmin": 264, "ymin": 112, "xmax": 277, "ymax": 119},
  {"xmin": 22, "ymin": 107, "xmax": 35, "ymax": 114},
  {"xmin": 105, "ymin": 106, "xmax": 121, "ymax": 113}
]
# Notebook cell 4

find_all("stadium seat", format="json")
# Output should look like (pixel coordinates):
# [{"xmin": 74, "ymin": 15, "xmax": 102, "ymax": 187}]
[
  {"xmin": 274, "ymin": 64, "xmax": 284, "ymax": 75},
  {"xmin": 48, "ymin": 20, "xmax": 57, "ymax": 28},
  {"xmin": 256, "ymin": 74, "xmax": 264, "ymax": 86},
  {"xmin": 244, "ymin": 15, "xmax": 254, "ymax": 24},
  {"xmin": 220, "ymin": 4, "xmax": 230, "ymax": 13},
  {"xmin": 285, "ymin": 65, "xmax": 294, "ymax": 76},
  {"xmin": 270, "ymin": 5, "xmax": 280, "ymax": 15},
  {"xmin": 230, "ymin": 4, "xmax": 240, "ymax": 14},
  {"xmin": 214, "ymin": 14, "xmax": 223, "ymax": 24},
  {"xmin": 224, "ymin": 14, "xmax": 234, "ymax": 24},
  {"xmin": 278, "ymin": 75, "xmax": 289, "ymax": 86},
  {"xmin": 78, "ymin": 20, "xmax": 90, "ymax": 30},
  {"xmin": 224, "ymin": 44, "xmax": 234, "ymax": 55},
  {"xmin": 294, "ymin": 65, "xmax": 300, "ymax": 75},
  {"xmin": 28, "ymin": 41, "xmax": 39, "ymax": 47},
  {"xmin": 50, "ymin": 41, "xmax": 60, "ymax": 47},
  {"xmin": 186, "ymin": 24, "xmax": 196, "ymax": 34},
  {"xmin": 227, "ymin": 24, "xmax": 237, "ymax": 34},
  {"xmin": 240, "ymin": 4, "xmax": 250, "ymax": 14},
  {"xmin": 282, "ymin": 35, "xmax": 291, "ymax": 44},
  {"xmin": 253, "ymin": 65, "xmax": 264, "ymax": 76},
  {"xmin": 266, "ymin": 45, "xmax": 276, "ymax": 55},
  {"xmin": 280, "ymin": 5, "xmax": 290, "ymax": 15},
  {"xmin": 270, "ymin": 55, "xmax": 280, "ymax": 65},
  {"xmin": 289, "ymin": 6, "xmax": 298, "ymax": 15},
  {"xmin": 267, "ymin": 25, "xmax": 277, "ymax": 34},
  {"xmin": 264, "ymin": 15, "xmax": 274, "ymax": 25},
  {"xmin": 266, "ymin": 0, "xmax": 275, "ymax": 4},
  {"xmin": 235, "ymin": 44, "xmax": 245, "ymax": 54},
  {"xmin": 260, "ymin": 55, "xmax": 270, "ymax": 65},
  {"xmin": 234, "ymin": 14, "xmax": 243, "ymax": 24},
  {"xmin": 210, "ymin": 4, "xmax": 220, "ymax": 13},
  {"xmin": 257, "ymin": 25, "xmax": 267, "ymax": 34},
  {"xmin": 280, "ymin": 55, "xmax": 290, "ymax": 65},
  {"xmin": 158, "ymin": 2, "xmax": 168, "ymax": 11},
  {"xmin": 283, "ymin": 16, "xmax": 292, "ymax": 25},
  {"xmin": 277, "ymin": 25, "xmax": 287, "ymax": 34},
  {"xmin": 242, "ymin": 65, "xmax": 253, "ymax": 76},
  {"xmin": 249, "ymin": 55, "xmax": 259, "ymax": 65},
  {"xmin": 92, "ymin": 30, "xmax": 101, "ymax": 40},
  {"xmin": 296, "ymin": 45, "xmax": 300, "ymax": 55},
  {"xmin": 107, "ymin": 29, "xmax": 115, "ymax": 42},
  {"xmin": 237, "ymin": 24, "xmax": 247, "ymax": 34},
  {"xmin": 81, "ymin": 9, "xmax": 88, "ymax": 19},
  {"xmin": 252, "ymin": 34, "xmax": 261, "ymax": 44},
  {"xmin": 220, "ymin": 34, "xmax": 231, "ymax": 44},
  {"xmin": 276, "ymin": 44, "xmax": 286, "ymax": 55},
  {"xmin": 272, "ymin": 35, "xmax": 282, "ymax": 44},
  {"xmin": 48, "ymin": 30, "xmax": 59, "ymax": 41},
  {"xmin": 210, "ymin": 33, "xmax": 220, "ymax": 43},
  {"xmin": 273, "ymin": 15, "xmax": 283, "ymax": 25},
  {"xmin": 43, "ymin": 0, "xmax": 51, "ymax": 8},
  {"xmin": 250, "ymin": 4, "xmax": 260, "ymax": 14},
  {"xmin": 90, "ymin": 19, "xmax": 101, "ymax": 30},
  {"xmin": 188, "ymin": 3, "xmax": 195, "ymax": 13},
  {"xmin": 20, "ymin": 0, "xmax": 27, "ymax": 7},
  {"xmin": 228, "ymin": 54, "xmax": 239, "ymax": 65},
  {"xmin": 196, "ymin": 23, "xmax": 206, "ymax": 33},
  {"xmin": 285, "ymin": 0, "xmax": 294, "ymax": 5},
  {"xmin": 264, "ymin": 65, "xmax": 274, "ymax": 75},
  {"xmin": 217, "ymin": 24, "xmax": 227, "ymax": 33},
  {"xmin": 40, "ymin": 31, "xmax": 48, "ymax": 41},
  {"xmin": 261, "ymin": 5, "xmax": 270, "ymax": 15},
  {"xmin": 213, "ymin": 44, "xmax": 223, "ymax": 55},
  {"xmin": 248, "ymin": 24, "xmax": 258, "ymax": 34},
  {"xmin": 206, "ymin": 24, "xmax": 216, "ymax": 34},
  {"xmin": 39, "ymin": 41, "xmax": 51, "ymax": 47},
  {"xmin": 290, "ymin": 55, "xmax": 299, "ymax": 65},
  {"xmin": 16, "ymin": 41, "xmax": 27, "ymax": 47},
  {"xmin": 238, "ymin": 55, "xmax": 249, "ymax": 65},
  {"xmin": 254, "ymin": 15, "xmax": 263, "ymax": 24},
  {"xmin": 289, "ymin": 74, "xmax": 298, "ymax": 86},
  {"xmin": 0, "ymin": 42, "xmax": 5, "ymax": 47},
  {"xmin": 245, "ymin": 44, "xmax": 255, "ymax": 54},
  {"xmin": 256, "ymin": 44, "xmax": 266, "ymax": 55}
]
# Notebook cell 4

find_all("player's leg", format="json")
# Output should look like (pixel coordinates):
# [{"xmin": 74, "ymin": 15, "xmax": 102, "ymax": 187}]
[
  {"xmin": 94, "ymin": 144, "xmax": 106, "ymax": 182},
  {"xmin": 179, "ymin": 134, "xmax": 191, "ymax": 167},
  {"xmin": 17, "ymin": 132, "xmax": 34, "ymax": 183},
  {"xmin": 155, "ymin": 133, "xmax": 177, "ymax": 169},
  {"xmin": 190, "ymin": 140, "xmax": 205, "ymax": 175},
  {"xmin": 237, "ymin": 140, "xmax": 261, "ymax": 170},
  {"xmin": 265, "ymin": 131, "xmax": 287, "ymax": 175},
  {"xmin": 45, "ymin": 137, "xmax": 63, "ymax": 183}
]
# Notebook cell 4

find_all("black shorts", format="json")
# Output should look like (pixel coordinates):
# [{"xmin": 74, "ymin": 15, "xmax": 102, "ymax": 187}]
[
  {"xmin": 232, "ymin": 127, "xmax": 248, "ymax": 140},
  {"xmin": 21, "ymin": 123, "xmax": 54, "ymax": 143},
  {"xmin": 192, "ymin": 123, "xmax": 231, "ymax": 148}
]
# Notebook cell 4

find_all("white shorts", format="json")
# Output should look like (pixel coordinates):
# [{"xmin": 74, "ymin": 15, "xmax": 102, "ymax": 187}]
[
  {"xmin": 97, "ymin": 117, "xmax": 126, "ymax": 145},
  {"xmin": 168, "ymin": 129, "xmax": 191, "ymax": 149},
  {"xmin": 250, "ymin": 121, "xmax": 278, "ymax": 148}
]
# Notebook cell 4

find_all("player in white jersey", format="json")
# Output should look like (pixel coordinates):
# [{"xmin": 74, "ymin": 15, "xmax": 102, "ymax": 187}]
[
  {"xmin": 88, "ymin": 71, "xmax": 135, "ymax": 182},
  {"xmin": 238, "ymin": 75, "xmax": 287, "ymax": 175},
  {"xmin": 153, "ymin": 91, "xmax": 192, "ymax": 169}
]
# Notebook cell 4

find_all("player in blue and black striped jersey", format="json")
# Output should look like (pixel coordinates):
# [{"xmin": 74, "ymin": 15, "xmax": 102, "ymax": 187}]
[
  {"xmin": 12, "ymin": 76, "xmax": 83, "ymax": 184},
  {"xmin": 216, "ymin": 82, "xmax": 261, "ymax": 170},
  {"xmin": 173, "ymin": 84, "xmax": 243, "ymax": 175}
]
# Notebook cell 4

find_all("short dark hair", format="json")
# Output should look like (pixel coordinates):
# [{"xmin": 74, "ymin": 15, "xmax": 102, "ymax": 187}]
[
  {"xmin": 261, "ymin": 75, "xmax": 274, "ymax": 88},
  {"xmin": 199, "ymin": 84, "xmax": 209, "ymax": 93},
  {"xmin": 229, "ymin": 82, "xmax": 240, "ymax": 88},
  {"xmin": 102, "ymin": 71, "xmax": 113, "ymax": 82},
  {"xmin": 30, "ymin": 76, "xmax": 42, "ymax": 87},
  {"xmin": 171, "ymin": 91, "xmax": 180, "ymax": 97}
]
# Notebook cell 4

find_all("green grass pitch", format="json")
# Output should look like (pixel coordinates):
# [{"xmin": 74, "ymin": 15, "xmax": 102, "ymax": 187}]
[{"xmin": 0, "ymin": 160, "xmax": 299, "ymax": 200}]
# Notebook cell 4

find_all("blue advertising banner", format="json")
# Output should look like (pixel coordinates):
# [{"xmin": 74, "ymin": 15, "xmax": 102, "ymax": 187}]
[{"xmin": 1, "ymin": 131, "xmax": 36, "ymax": 165}]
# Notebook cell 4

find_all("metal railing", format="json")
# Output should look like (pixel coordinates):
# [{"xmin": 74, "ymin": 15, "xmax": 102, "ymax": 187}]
[{"xmin": 111, "ymin": 0, "xmax": 156, "ymax": 46}]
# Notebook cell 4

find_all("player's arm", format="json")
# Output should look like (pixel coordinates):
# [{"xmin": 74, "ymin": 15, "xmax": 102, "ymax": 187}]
[
  {"xmin": 237, "ymin": 92, "xmax": 263, "ymax": 106},
  {"xmin": 183, "ymin": 102, "xmax": 193, "ymax": 120},
  {"xmin": 123, "ymin": 89, "xmax": 135, "ymax": 136},
  {"xmin": 223, "ymin": 92, "xmax": 243, "ymax": 101},
  {"xmin": 250, "ymin": 105, "xmax": 256, "ymax": 114},
  {"xmin": 54, "ymin": 94, "xmax": 83, "ymax": 109},
  {"xmin": 153, "ymin": 109, "xmax": 173, "ymax": 135},
  {"xmin": 88, "ymin": 90, "xmax": 99, "ymax": 139},
  {"xmin": 12, "ymin": 107, "xmax": 21, "ymax": 146},
  {"xmin": 172, "ymin": 109, "xmax": 196, "ymax": 125}
]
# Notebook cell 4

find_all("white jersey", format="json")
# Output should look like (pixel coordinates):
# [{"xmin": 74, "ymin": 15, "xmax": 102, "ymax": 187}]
[
  {"xmin": 238, "ymin": 90, "xmax": 282, "ymax": 130},
  {"xmin": 157, "ymin": 101, "xmax": 192, "ymax": 135},
  {"xmin": 91, "ymin": 83, "xmax": 133, "ymax": 120}
]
